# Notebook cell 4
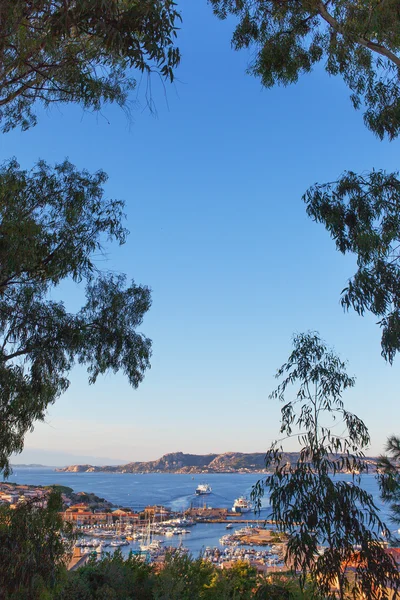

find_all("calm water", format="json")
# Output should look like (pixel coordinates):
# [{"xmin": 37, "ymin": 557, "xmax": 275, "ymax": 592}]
[
  {"xmin": 10, "ymin": 469, "xmax": 272, "ymax": 512},
  {"xmin": 7, "ymin": 468, "xmax": 395, "ymax": 555}
]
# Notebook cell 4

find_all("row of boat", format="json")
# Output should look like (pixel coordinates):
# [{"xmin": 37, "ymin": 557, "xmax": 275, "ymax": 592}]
[
  {"xmin": 76, "ymin": 538, "xmax": 129, "ymax": 547},
  {"xmin": 77, "ymin": 538, "xmax": 284, "ymax": 566},
  {"xmin": 203, "ymin": 546, "xmax": 284, "ymax": 567},
  {"xmin": 76, "ymin": 518, "xmax": 195, "ymax": 556},
  {"xmin": 76, "ymin": 538, "xmax": 130, "ymax": 555}
]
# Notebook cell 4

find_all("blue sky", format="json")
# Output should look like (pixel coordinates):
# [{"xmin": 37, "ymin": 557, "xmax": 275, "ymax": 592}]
[{"xmin": 5, "ymin": 0, "xmax": 400, "ymax": 465}]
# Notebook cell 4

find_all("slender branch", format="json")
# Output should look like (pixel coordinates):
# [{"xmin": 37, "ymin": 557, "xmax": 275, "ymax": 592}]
[
  {"xmin": 0, "ymin": 75, "xmax": 42, "ymax": 106},
  {"xmin": 318, "ymin": 1, "xmax": 400, "ymax": 68},
  {"xmin": 1, "ymin": 321, "xmax": 101, "ymax": 363}
]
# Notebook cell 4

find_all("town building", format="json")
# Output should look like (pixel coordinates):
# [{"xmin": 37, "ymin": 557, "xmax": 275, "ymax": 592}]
[
  {"xmin": 63, "ymin": 504, "xmax": 112, "ymax": 525},
  {"xmin": 111, "ymin": 508, "xmax": 140, "ymax": 524},
  {"xmin": 144, "ymin": 505, "xmax": 171, "ymax": 521}
]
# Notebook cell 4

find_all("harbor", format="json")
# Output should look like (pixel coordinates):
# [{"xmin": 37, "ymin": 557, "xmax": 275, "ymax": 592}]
[
  {"xmin": 69, "ymin": 483, "xmax": 287, "ymax": 570},
  {"xmin": 72, "ymin": 517, "xmax": 287, "ymax": 571},
  {"xmin": 9, "ymin": 468, "xmax": 392, "ymax": 573}
]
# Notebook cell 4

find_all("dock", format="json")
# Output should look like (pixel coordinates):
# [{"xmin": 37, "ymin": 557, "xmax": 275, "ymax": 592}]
[
  {"xmin": 185, "ymin": 507, "xmax": 279, "ymax": 525},
  {"xmin": 195, "ymin": 518, "xmax": 276, "ymax": 524}
]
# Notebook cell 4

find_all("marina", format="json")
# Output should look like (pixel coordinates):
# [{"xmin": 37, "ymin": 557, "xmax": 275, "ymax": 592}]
[
  {"xmin": 10, "ymin": 468, "xmax": 391, "ymax": 561},
  {"xmin": 72, "ymin": 519, "xmax": 287, "ymax": 570}
]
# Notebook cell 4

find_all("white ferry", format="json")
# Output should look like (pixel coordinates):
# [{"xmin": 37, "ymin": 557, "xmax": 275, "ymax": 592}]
[
  {"xmin": 195, "ymin": 483, "xmax": 212, "ymax": 495},
  {"xmin": 231, "ymin": 496, "xmax": 253, "ymax": 513}
]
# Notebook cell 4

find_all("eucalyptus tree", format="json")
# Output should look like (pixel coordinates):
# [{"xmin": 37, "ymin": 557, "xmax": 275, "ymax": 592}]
[
  {"xmin": 378, "ymin": 435, "xmax": 400, "ymax": 527},
  {"xmin": 0, "ymin": 0, "xmax": 181, "ymax": 132},
  {"xmin": 0, "ymin": 158, "xmax": 152, "ymax": 476},
  {"xmin": 209, "ymin": 0, "xmax": 400, "ymax": 140},
  {"xmin": 252, "ymin": 332, "xmax": 400, "ymax": 599},
  {"xmin": 304, "ymin": 171, "xmax": 400, "ymax": 363},
  {"xmin": 0, "ymin": 0, "xmax": 182, "ymax": 474},
  {"xmin": 209, "ymin": 0, "xmax": 400, "ymax": 361}
]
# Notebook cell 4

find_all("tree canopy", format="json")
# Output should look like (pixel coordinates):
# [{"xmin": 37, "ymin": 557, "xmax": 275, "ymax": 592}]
[
  {"xmin": 0, "ymin": 0, "xmax": 181, "ymax": 132},
  {"xmin": 378, "ymin": 435, "xmax": 400, "ymax": 527},
  {"xmin": 209, "ymin": 0, "xmax": 400, "ymax": 139},
  {"xmin": 252, "ymin": 332, "xmax": 400, "ymax": 599},
  {"xmin": 0, "ymin": 0, "xmax": 181, "ymax": 475},
  {"xmin": 209, "ymin": 0, "xmax": 400, "ymax": 360},
  {"xmin": 0, "ymin": 158, "xmax": 152, "ymax": 476},
  {"xmin": 304, "ymin": 170, "xmax": 400, "ymax": 362}
]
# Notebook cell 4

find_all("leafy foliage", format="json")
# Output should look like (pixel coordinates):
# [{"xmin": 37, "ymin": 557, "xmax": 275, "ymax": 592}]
[
  {"xmin": 56, "ymin": 550, "xmax": 155, "ymax": 600},
  {"xmin": 209, "ymin": 2, "xmax": 400, "ymax": 359},
  {"xmin": 153, "ymin": 551, "xmax": 215, "ymax": 600},
  {"xmin": 0, "ymin": 158, "xmax": 152, "ymax": 476},
  {"xmin": 209, "ymin": 0, "xmax": 400, "ymax": 139},
  {"xmin": 378, "ymin": 435, "xmax": 400, "ymax": 527},
  {"xmin": 252, "ymin": 332, "xmax": 400, "ymax": 599},
  {"xmin": 54, "ymin": 552, "xmax": 316, "ymax": 600},
  {"xmin": 201, "ymin": 560, "xmax": 258, "ymax": 600},
  {"xmin": 304, "ymin": 170, "xmax": 400, "ymax": 363},
  {"xmin": 0, "ymin": 0, "xmax": 181, "ymax": 131},
  {"xmin": 255, "ymin": 573, "xmax": 320, "ymax": 599},
  {"xmin": 0, "ymin": 537, "xmax": 324, "ymax": 600},
  {"xmin": 0, "ymin": 490, "xmax": 74, "ymax": 599}
]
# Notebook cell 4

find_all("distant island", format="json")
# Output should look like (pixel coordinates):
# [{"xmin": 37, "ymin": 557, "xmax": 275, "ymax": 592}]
[{"xmin": 55, "ymin": 451, "xmax": 380, "ymax": 474}]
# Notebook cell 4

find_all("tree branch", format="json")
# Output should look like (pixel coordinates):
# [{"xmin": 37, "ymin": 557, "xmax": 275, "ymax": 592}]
[{"xmin": 318, "ymin": 1, "xmax": 400, "ymax": 69}]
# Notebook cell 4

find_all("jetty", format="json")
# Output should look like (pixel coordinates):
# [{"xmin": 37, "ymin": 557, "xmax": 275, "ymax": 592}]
[
  {"xmin": 185, "ymin": 506, "xmax": 278, "ymax": 524},
  {"xmin": 195, "ymin": 518, "xmax": 276, "ymax": 524}
]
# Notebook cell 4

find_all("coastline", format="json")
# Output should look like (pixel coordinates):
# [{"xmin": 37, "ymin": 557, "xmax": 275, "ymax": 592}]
[{"xmin": 54, "ymin": 450, "xmax": 379, "ymax": 475}]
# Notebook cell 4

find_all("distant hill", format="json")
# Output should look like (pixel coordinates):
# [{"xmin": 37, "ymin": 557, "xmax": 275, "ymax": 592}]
[{"xmin": 55, "ymin": 451, "xmax": 380, "ymax": 474}]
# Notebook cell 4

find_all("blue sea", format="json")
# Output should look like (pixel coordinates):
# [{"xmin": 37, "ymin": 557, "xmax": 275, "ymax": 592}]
[
  {"xmin": 10, "ymin": 469, "xmax": 273, "ymax": 512},
  {"xmin": 7, "ymin": 468, "xmax": 396, "ymax": 555}
]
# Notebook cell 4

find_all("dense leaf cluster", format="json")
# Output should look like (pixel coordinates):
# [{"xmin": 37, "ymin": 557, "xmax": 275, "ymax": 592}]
[
  {"xmin": 1, "ymin": 536, "xmax": 317, "ymax": 600},
  {"xmin": 378, "ymin": 435, "xmax": 400, "ymax": 527},
  {"xmin": 209, "ymin": 0, "xmax": 400, "ymax": 139},
  {"xmin": 0, "ymin": 159, "xmax": 152, "ymax": 476},
  {"xmin": 0, "ymin": 0, "xmax": 183, "ymax": 475},
  {"xmin": 0, "ymin": 0, "xmax": 181, "ymax": 131},
  {"xmin": 252, "ymin": 333, "xmax": 400, "ymax": 599},
  {"xmin": 305, "ymin": 170, "xmax": 400, "ymax": 362},
  {"xmin": 0, "ymin": 491, "xmax": 74, "ymax": 599}
]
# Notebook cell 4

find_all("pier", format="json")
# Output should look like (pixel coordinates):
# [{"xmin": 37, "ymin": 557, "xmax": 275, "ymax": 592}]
[
  {"xmin": 184, "ymin": 507, "xmax": 279, "ymax": 525},
  {"xmin": 195, "ymin": 518, "xmax": 276, "ymax": 524}
]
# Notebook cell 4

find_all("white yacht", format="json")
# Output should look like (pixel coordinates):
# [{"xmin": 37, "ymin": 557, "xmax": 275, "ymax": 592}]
[
  {"xmin": 195, "ymin": 483, "xmax": 212, "ymax": 495},
  {"xmin": 232, "ymin": 496, "xmax": 253, "ymax": 513},
  {"xmin": 140, "ymin": 540, "xmax": 161, "ymax": 552}
]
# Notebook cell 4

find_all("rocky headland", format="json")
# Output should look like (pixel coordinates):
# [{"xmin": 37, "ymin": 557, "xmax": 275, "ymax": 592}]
[{"xmin": 55, "ymin": 451, "xmax": 380, "ymax": 474}]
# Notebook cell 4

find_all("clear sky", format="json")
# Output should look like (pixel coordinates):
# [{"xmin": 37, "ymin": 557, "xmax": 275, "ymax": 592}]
[{"xmin": 5, "ymin": 0, "xmax": 400, "ymax": 465}]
